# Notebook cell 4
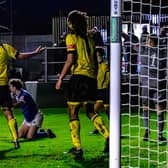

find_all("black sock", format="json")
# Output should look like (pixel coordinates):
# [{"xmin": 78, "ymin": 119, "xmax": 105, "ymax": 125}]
[
  {"xmin": 158, "ymin": 113, "xmax": 164, "ymax": 138},
  {"xmin": 143, "ymin": 110, "xmax": 149, "ymax": 131}
]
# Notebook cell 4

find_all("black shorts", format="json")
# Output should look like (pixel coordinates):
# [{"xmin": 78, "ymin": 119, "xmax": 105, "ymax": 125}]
[
  {"xmin": 141, "ymin": 86, "xmax": 166, "ymax": 106},
  {"xmin": 97, "ymin": 88, "xmax": 109, "ymax": 104},
  {"xmin": 0, "ymin": 85, "xmax": 13, "ymax": 108},
  {"xmin": 67, "ymin": 75, "xmax": 97, "ymax": 103}
]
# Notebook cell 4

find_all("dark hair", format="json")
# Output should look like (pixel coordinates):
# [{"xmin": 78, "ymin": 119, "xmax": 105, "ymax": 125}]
[
  {"xmin": 67, "ymin": 10, "xmax": 88, "ymax": 38},
  {"xmin": 9, "ymin": 78, "xmax": 23, "ymax": 90}
]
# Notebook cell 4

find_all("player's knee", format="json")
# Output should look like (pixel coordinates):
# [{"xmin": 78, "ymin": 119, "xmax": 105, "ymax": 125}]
[
  {"xmin": 2, "ymin": 107, "xmax": 12, "ymax": 113},
  {"xmin": 26, "ymin": 134, "xmax": 34, "ymax": 140},
  {"xmin": 2, "ymin": 107, "xmax": 14, "ymax": 120},
  {"xmin": 70, "ymin": 116, "xmax": 79, "ymax": 121},
  {"xmin": 87, "ymin": 112, "xmax": 97, "ymax": 120}
]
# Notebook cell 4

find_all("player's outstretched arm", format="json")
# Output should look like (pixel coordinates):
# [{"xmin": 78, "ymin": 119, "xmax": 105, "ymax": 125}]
[{"xmin": 17, "ymin": 46, "xmax": 45, "ymax": 60}]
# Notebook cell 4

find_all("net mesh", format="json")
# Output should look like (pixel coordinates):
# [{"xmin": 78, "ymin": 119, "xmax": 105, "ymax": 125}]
[{"xmin": 121, "ymin": 0, "xmax": 168, "ymax": 167}]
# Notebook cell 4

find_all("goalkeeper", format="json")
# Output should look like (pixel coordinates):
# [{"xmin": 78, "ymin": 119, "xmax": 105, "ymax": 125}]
[
  {"xmin": 9, "ymin": 78, "xmax": 56, "ymax": 140},
  {"xmin": 140, "ymin": 34, "xmax": 167, "ymax": 142}
]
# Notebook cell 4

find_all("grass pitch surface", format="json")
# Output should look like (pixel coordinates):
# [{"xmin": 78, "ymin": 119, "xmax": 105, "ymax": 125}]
[{"xmin": 0, "ymin": 108, "xmax": 109, "ymax": 168}]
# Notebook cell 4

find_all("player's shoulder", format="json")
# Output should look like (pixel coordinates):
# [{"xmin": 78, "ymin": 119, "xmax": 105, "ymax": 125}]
[
  {"xmin": 66, "ymin": 33, "xmax": 77, "ymax": 44},
  {"xmin": 1, "ymin": 43, "xmax": 12, "ymax": 48},
  {"xmin": 20, "ymin": 89, "xmax": 30, "ymax": 96},
  {"xmin": 1, "ymin": 43, "xmax": 17, "ymax": 54},
  {"xmin": 66, "ymin": 33, "xmax": 76, "ymax": 39}
]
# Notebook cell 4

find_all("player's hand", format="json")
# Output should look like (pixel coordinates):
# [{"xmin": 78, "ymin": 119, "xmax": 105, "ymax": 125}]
[
  {"xmin": 55, "ymin": 79, "xmax": 62, "ymax": 90},
  {"xmin": 34, "ymin": 46, "xmax": 46, "ymax": 54},
  {"xmin": 19, "ymin": 96, "xmax": 25, "ymax": 103}
]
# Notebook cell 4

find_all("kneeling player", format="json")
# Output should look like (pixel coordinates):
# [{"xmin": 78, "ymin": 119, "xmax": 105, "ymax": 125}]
[{"xmin": 9, "ymin": 79, "xmax": 56, "ymax": 140}]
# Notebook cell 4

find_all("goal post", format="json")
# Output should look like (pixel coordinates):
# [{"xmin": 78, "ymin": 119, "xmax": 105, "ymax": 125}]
[{"xmin": 110, "ymin": 0, "xmax": 121, "ymax": 167}]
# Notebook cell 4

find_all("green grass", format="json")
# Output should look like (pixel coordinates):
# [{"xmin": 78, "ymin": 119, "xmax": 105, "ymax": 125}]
[
  {"xmin": 121, "ymin": 112, "xmax": 168, "ymax": 168},
  {"xmin": 0, "ymin": 108, "xmax": 109, "ymax": 168}
]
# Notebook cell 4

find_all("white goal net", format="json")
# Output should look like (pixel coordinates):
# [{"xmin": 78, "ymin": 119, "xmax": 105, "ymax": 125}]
[{"xmin": 121, "ymin": 0, "xmax": 168, "ymax": 167}]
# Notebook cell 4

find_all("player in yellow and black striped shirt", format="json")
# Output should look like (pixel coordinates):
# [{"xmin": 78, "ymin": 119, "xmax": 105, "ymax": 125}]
[
  {"xmin": 55, "ymin": 10, "xmax": 109, "ymax": 159},
  {"xmin": 0, "ymin": 43, "xmax": 45, "ymax": 149},
  {"xmin": 91, "ymin": 47, "xmax": 110, "ymax": 134}
]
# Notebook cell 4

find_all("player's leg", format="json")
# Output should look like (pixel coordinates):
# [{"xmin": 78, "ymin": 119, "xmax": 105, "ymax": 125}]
[
  {"xmin": 26, "ymin": 111, "xmax": 54, "ymax": 139},
  {"xmin": 156, "ymin": 104, "xmax": 166, "ymax": 142},
  {"xmin": 104, "ymin": 88, "xmax": 110, "ymax": 119},
  {"xmin": 91, "ymin": 100, "xmax": 104, "ymax": 134},
  {"xmin": 68, "ymin": 102, "xmax": 82, "ymax": 154},
  {"xmin": 104, "ymin": 104, "xmax": 109, "ymax": 119},
  {"xmin": 91, "ymin": 89, "xmax": 110, "ymax": 134},
  {"xmin": 3, "ymin": 107, "xmax": 20, "ymax": 148},
  {"xmin": 26, "ymin": 125, "xmax": 38, "ymax": 140},
  {"xmin": 18, "ymin": 122, "xmax": 30, "ymax": 138},
  {"xmin": 85, "ymin": 102, "xmax": 109, "ymax": 152},
  {"xmin": 155, "ymin": 90, "xmax": 166, "ymax": 142},
  {"xmin": 94, "ymin": 100, "xmax": 104, "ymax": 113},
  {"xmin": 1, "ymin": 85, "xmax": 20, "ymax": 148},
  {"xmin": 141, "ymin": 87, "xmax": 150, "ymax": 141},
  {"xmin": 142, "ymin": 105, "xmax": 150, "ymax": 141}
]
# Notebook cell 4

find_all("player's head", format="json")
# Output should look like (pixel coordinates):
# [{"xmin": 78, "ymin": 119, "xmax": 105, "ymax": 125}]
[
  {"xmin": 142, "ymin": 25, "xmax": 148, "ymax": 32},
  {"xmin": 147, "ymin": 34, "xmax": 158, "ymax": 47},
  {"xmin": 9, "ymin": 78, "xmax": 23, "ymax": 93},
  {"xmin": 67, "ymin": 10, "xmax": 88, "ymax": 37},
  {"xmin": 160, "ymin": 27, "xmax": 167, "ymax": 36}
]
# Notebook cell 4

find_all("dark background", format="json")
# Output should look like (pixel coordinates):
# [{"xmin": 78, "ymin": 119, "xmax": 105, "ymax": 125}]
[{"xmin": 0, "ymin": 0, "xmax": 110, "ymax": 34}]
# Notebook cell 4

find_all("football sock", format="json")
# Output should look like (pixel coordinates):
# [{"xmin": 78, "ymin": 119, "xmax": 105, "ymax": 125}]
[
  {"xmin": 8, "ymin": 118, "xmax": 18, "ymax": 141},
  {"xmin": 158, "ymin": 113, "xmax": 164, "ymax": 137},
  {"xmin": 143, "ymin": 110, "xmax": 149, "ymax": 131},
  {"xmin": 91, "ymin": 114, "xmax": 109, "ymax": 139},
  {"xmin": 69, "ymin": 120, "xmax": 81, "ymax": 148}
]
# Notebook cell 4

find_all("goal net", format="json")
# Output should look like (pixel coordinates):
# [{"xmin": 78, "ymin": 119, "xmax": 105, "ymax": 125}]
[{"xmin": 121, "ymin": 0, "xmax": 168, "ymax": 167}]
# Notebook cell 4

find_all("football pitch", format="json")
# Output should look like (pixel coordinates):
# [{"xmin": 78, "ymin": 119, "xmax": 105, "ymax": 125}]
[
  {"xmin": 121, "ymin": 111, "xmax": 168, "ymax": 167},
  {"xmin": 0, "ymin": 108, "xmax": 109, "ymax": 168}
]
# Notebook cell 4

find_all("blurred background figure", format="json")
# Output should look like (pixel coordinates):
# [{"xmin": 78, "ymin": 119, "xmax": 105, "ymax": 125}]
[
  {"xmin": 122, "ymin": 31, "xmax": 139, "ymax": 74},
  {"xmin": 140, "ymin": 25, "xmax": 149, "ymax": 45},
  {"xmin": 90, "ymin": 26, "xmax": 104, "ymax": 47}
]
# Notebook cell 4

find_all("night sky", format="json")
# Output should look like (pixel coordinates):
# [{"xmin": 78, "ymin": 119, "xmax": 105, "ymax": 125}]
[{"xmin": 0, "ymin": 0, "xmax": 110, "ymax": 34}]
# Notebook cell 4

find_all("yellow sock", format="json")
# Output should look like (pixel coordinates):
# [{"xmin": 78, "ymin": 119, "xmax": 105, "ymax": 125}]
[
  {"xmin": 69, "ymin": 120, "xmax": 81, "ymax": 148},
  {"xmin": 91, "ymin": 114, "xmax": 109, "ymax": 139},
  {"xmin": 8, "ymin": 118, "xmax": 18, "ymax": 141}
]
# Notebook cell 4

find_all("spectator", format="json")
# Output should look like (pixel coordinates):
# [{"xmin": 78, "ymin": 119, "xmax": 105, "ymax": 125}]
[
  {"xmin": 90, "ymin": 26, "xmax": 104, "ymax": 47},
  {"xmin": 122, "ymin": 32, "xmax": 139, "ymax": 74},
  {"xmin": 140, "ymin": 25, "xmax": 149, "ymax": 45}
]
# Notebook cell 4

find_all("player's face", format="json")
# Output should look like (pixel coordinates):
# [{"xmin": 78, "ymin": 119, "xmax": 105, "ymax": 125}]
[
  {"xmin": 9, "ymin": 84, "xmax": 16, "ymax": 94},
  {"xmin": 147, "ymin": 38, "xmax": 153, "ymax": 47}
]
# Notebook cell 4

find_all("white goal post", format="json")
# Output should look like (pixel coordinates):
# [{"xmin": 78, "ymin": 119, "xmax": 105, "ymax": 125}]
[{"xmin": 110, "ymin": 0, "xmax": 121, "ymax": 168}]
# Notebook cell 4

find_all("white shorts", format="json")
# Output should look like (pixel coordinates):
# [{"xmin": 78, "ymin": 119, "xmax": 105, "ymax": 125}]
[{"xmin": 22, "ymin": 111, "xmax": 43, "ymax": 128}]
